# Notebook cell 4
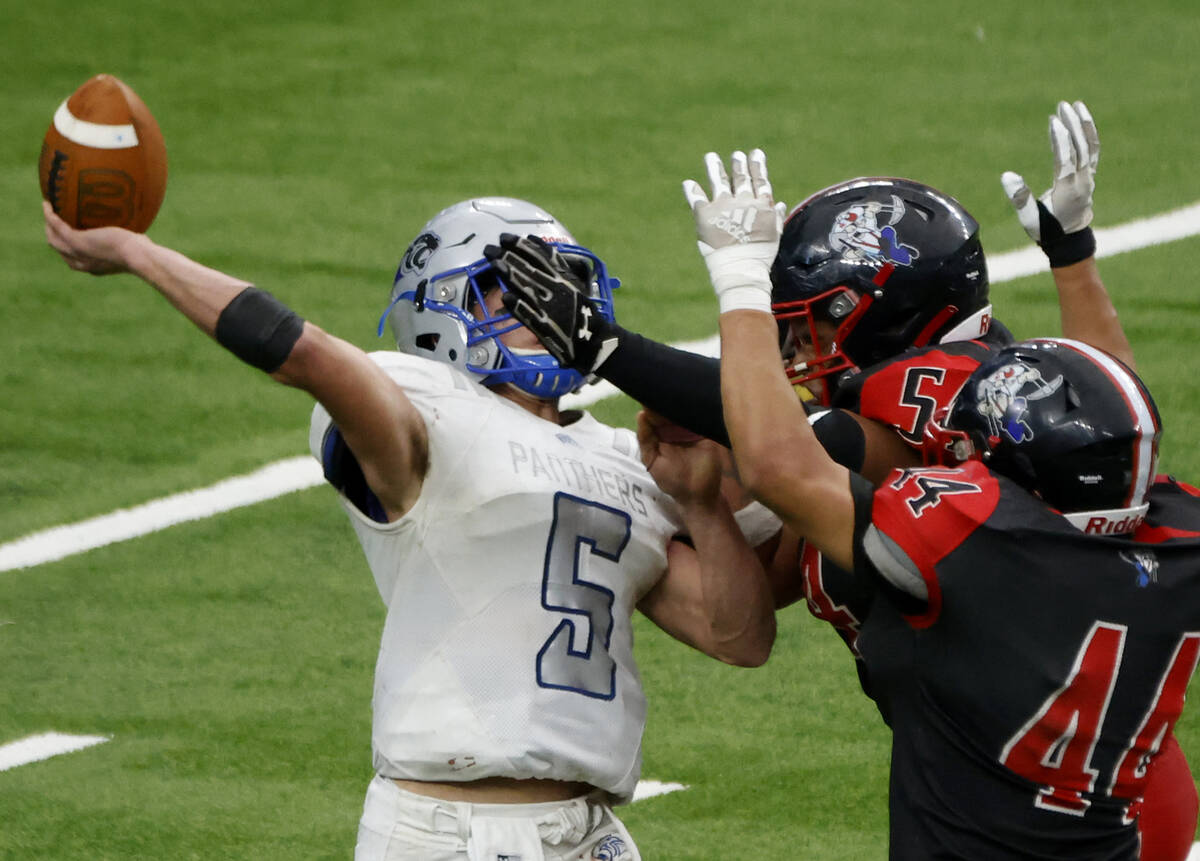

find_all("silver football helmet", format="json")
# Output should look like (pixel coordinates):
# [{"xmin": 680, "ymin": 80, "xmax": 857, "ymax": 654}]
[{"xmin": 379, "ymin": 197, "xmax": 618, "ymax": 399}]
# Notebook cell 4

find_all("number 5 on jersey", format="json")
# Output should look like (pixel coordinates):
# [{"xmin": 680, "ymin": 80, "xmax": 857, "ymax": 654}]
[{"xmin": 536, "ymin": 493, "xmax": 632, "ymax": 700}]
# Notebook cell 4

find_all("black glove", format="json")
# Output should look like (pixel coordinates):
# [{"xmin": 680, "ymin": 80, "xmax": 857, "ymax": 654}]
[{"xmin": 484, "ymin": 233, "xmax": 619, "ymax": 373}]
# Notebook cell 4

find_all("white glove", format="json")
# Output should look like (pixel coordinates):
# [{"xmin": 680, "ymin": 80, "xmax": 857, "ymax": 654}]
[
  {"xmin": 682, "ymin": 149, "xmax": 785, "ymax": 314},
  {"xmin": 1001, "ymin": 100, "xmax": 1099, "ymax": 266}
]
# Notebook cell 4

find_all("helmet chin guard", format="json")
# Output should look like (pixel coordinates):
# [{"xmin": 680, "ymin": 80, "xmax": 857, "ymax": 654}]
[{"xmin": 381, "ymin": 198, "xmax": 618, "ymax": 399}]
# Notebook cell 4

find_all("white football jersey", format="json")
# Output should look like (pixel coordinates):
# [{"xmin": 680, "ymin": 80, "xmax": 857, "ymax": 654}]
[{"xmin": 309, "ymin": 351, "xmax": 682, "ymax": 803}]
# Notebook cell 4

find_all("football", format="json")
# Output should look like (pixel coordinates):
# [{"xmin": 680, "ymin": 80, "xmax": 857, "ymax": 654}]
[{"xmin": 39, "ymin": 74, "xmax": 168, "ymax": 232}]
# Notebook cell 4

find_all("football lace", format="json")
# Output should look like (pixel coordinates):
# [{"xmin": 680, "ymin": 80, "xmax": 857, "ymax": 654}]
[{"xmin": 45, "ymin": 149, "xmax": 68, "ymax": 212}]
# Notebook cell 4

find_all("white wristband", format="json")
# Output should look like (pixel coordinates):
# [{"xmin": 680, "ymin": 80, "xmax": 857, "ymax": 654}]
[
  {"xmin": 718, "ymin": 286, "xmax": 772, "ymax": 314},
  {"xmin": 733, "ymin": 500, "xmax": 783, "ymax": 547},
  {"xmin": 701, "ymin": 242, "xmax": 775, "ymax": 313}
]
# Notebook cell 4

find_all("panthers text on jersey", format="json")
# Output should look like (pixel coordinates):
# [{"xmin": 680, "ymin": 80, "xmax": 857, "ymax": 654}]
[{"xmin": 309, "ymin": 351, "xmax": 683, "ymax": 803}]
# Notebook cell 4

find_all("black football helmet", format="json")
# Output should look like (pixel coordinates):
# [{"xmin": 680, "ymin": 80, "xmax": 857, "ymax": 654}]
[
  {"xmin": 926, "ymin": 338, "xmax": 1162, "ymax": 534},
  {"xmin": 770, "ymin": 177, "xmax": 990, "ymax": 403}
]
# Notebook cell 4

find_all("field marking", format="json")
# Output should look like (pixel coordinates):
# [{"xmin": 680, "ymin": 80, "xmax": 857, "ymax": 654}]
[
  {"xmin": 0, "ymin": 732, "xmax": 110, "ymax": 772},
  {"xmin": 0, "ymin": 457, "xmax": 322, "ymax": 573},
  {"xmin": 2, "ymin": 201, "xmax": 1199, "ymax": 574},
  {"xmin": 632, "ymin": 780, "xmax": 689, "ymax": 801},
  {"xmin": 0, "ymin": 731, "xmax": 684, "ymax": 805}
]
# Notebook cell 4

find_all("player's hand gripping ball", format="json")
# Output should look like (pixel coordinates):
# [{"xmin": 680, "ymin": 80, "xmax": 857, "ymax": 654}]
[{"xmin": 38, "ymin": 74, "xmax": 167, "ymax": 232}]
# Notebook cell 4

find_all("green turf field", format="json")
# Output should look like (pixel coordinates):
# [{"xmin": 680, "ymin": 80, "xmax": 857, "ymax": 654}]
[{"xmin": 4, "ymin": 1, "xmax": 1200, "ymax": 857}]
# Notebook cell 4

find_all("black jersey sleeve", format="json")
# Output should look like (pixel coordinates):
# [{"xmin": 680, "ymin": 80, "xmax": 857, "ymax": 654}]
[
  {"xmin": 599, "ymin": 328, "xmax": 865, "ymax": 467},
  {"xmin": 849, "ymin": 471, "xmax": 928, "ymax": 616},
  {"xmin": 596, "ymin": 327, "xmax": 731, "ymax": 446},
  {"xmin": 810, "ymin": 409, "xmax": 867, "ymax": 472}
]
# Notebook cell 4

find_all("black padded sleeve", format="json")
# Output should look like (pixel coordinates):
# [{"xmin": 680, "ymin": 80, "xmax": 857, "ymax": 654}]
[
  {"xmin": 597, "ymin": 327, "xmax": 732, "ymax": 447},
  {"xmin": 214, "ymin": 287, "xmax": 305, "ymax": 372},
  {"xmin": 809, "ymin": 409, "xmax": 867, "ymax": 473},
  {"xmin": 849, "ymin": 471, "xmax": 877, "ymax": 558}
]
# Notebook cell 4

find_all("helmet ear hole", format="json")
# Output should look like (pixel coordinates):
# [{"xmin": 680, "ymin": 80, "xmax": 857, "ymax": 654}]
[{"xmin": 415, "ymin": 332, "xmax": 440, "ymax": 351}]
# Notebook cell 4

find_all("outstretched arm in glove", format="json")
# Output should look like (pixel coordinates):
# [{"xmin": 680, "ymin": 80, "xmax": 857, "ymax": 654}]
[{"xmin": 1002, "ymin": 100, "xmax": 1134, "ymax": 369}]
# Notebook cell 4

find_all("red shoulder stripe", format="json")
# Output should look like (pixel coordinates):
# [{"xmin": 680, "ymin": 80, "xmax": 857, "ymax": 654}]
[{"xmin": 872, "ymin": 461, "xmax": 1001, "ymax": 628}]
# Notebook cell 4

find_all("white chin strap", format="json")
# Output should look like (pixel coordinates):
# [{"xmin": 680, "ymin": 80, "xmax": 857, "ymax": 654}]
[{"xmin": 1062, "ymin": 503, "xmax": 1150, "ymax": 536}]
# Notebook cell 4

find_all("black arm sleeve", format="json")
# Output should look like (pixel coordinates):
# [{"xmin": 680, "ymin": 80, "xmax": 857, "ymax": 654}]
[
  {"xmin": 598, "ymin": 327, "xmax": 872, "ymax": 469},
  {"xmin": 849, "ymin": 471, "xmax": 876, "ymax": 564},
  {"xmin": 809, "ymin": 409, "xmax": 867, "ymax": 473},
  {"xmin": 596, "ymin": 326, "xmax": 731, "ymax": 447}
]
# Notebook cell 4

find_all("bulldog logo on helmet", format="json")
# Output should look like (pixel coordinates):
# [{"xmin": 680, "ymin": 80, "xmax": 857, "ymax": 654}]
[
  {"xmin": 829, "ymin": 194, "xmax": 919, "ymax": 267},
  {"xmin": 975, "ymin": 362, "xmax": 1064, "ymax": 443}
]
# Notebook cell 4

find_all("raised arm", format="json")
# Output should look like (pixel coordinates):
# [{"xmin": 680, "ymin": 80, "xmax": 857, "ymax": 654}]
[
  {"xmin": 42, "ymin": 202, "xmax": 427, "ymax": 520},
  {"xmin": 1001, "ymin": 100, "xmax": 1135, "ymax": 368},
  {"xmin": 682, "ymin": 151, "xmax": 857, "ymax": 571}
]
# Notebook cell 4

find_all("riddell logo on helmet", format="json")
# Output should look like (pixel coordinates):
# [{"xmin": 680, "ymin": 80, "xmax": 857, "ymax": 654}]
[
  {"xmin": 538, "ymin": 234, "xmax": 573, "ymax": 246},
  {"xmin": 1084, "ymin": 512, "xmax": 1146, "ymax": 535}
]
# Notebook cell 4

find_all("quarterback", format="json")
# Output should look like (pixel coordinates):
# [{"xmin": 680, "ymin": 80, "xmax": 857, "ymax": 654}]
[{"xmin": 42, "ymin": 195, "xmax": 777, "ymax": 861}]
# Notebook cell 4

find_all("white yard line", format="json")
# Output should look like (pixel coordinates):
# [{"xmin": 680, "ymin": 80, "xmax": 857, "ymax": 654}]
[
  {"xmin": 3, "ymin": 203, "xmax": 1200, "ymax": 574},
  {"xmin": 0, "ymin": 729, "xmax": 684, "ymax": 804},
  {"xmin": 0, "ymin": 726, "xmax": 684, "ymax": 803},
  {"xmin": 0, "ymin": 732, "xmax": 110, "ymax": 772},
  {"xmin": 0, "ymin": 457, "xmax": 322, "ymax": 572},
  {"xmin": 632, "ymin": 780, "xmax": 689, "ymax": 801}
]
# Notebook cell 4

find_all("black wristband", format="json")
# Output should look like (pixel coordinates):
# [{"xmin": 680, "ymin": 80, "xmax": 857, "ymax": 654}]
[
  {"xmin": 1042, "ymin": 226, "xmax": 1096, "ymax": 269},
  {"xmin": 1034, "ymin": 200, "xmax": 1096, "ymax": 268},
  {"xmin": 214, "ymin": 287, "xmax": 305, "ymax": 372}
]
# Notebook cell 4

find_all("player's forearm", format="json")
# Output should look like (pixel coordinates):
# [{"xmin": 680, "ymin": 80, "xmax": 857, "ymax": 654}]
[
  {"xmin": 671, "ymin": 502, "xmax": 776, "ymax": 666},
  {"xmin": 719, "ymin": 310, "xmax": 858, "ymax": 570},
  {"xmin": 1052, "ymin": 257, "xmax": 1135, "ymax": 369},
  {"xmin": 719, "ymin": 311, "xmax": 817, "ymax": 504},
  {"xmin": 121, "ymin": 233, "xmax": 254, "ymax": 336}
]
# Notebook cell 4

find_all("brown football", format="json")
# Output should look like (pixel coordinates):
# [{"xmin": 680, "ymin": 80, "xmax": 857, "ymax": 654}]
[{"xmin": 38, "ymin": 74, "xmax": 168, "ymax": 232}]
